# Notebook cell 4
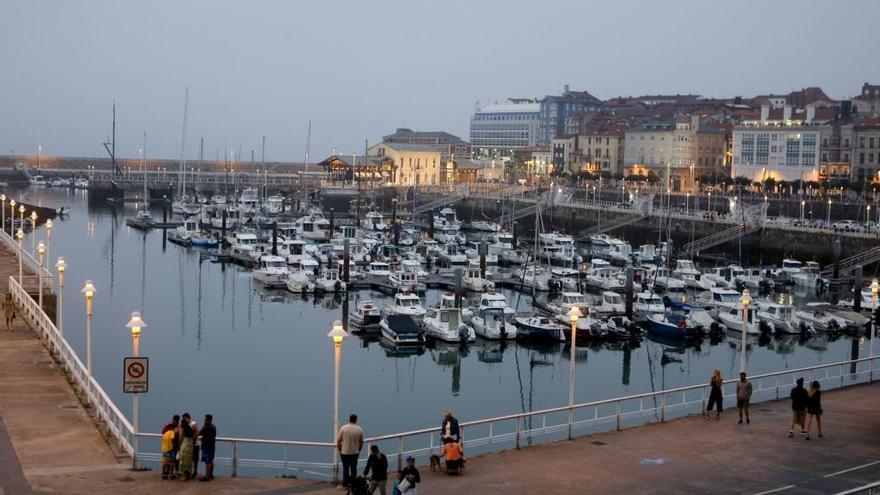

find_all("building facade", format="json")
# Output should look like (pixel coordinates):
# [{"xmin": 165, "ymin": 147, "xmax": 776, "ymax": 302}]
[
  {"xmin": 368, "ymin": 142, "xmax": 441, "ymax": 186},
  {"xmin": 731, "ymin": 126, "xmax": 820, "ymax": 182},
  {"xmin": 852, "ymin": 121, "xmax": 880, "ymax": 183},
  {"xmin": 382, "ymin": 128, "xmax": 470, "ymax": 160},
  {"xmin": 470, "ymin": 100, "xmax": 541, "ymax": 156},
  {"xmin": 539, "ymin": 87, "xmax": 603, "ymax": 146}
]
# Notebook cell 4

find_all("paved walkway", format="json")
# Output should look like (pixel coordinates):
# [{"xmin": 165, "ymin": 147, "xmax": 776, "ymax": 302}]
[{"xmin": 0, "ymin": 245, "xmax": 308, "ymax": 494}]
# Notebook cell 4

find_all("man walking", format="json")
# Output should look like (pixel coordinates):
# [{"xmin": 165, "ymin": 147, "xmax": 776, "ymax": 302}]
[
  {"xmin": 363, "ymin": 444, "xmax": 388, "ymax": 495},
  {"xmin": 788, "ymin": 378, "xmax": 808, "ymax": 437},
  {"xmin": 337, "ymin": 414, "xmax": 364, "ymax": 488},
  {"xmin": 199, "ymin": 414, "xmax": 216, "ymax": 482},
  {"xmin": 736, "ymin": 372, "xmax": 753, "ymax": 424}
]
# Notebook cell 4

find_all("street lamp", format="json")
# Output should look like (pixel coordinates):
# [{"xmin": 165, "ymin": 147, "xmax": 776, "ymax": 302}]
[
  {"xmin": 18, "ymin": 204, "xmax": 25, "ymax": 234},
  {"xmin": 827, "ymin": 198, "xmax": 832, "ymax": 225},
  {"xmin": 707, "ymin": 191, "xmax": 711, "ymax": 214},
  {"xmin": 800, "ymin": 200, "xmax": 806, "ymax": 224},
  {"xmin": 868, "ymin": 205, "xmax": 872, "ymax": 232},
  {"xmin": 327, "ymin": 320, "xmax": 348, "ymax": 484},
  {"xmin": 45, "ymin": 218, "xmax": 52, "ymax": 267},
  {"xmin": 9, "ymin": 199, "xmax": 15, "ymax": 235},
  {"xmin": 567, "ymin": 306, "xmax": 582, "ymax": 440},
  {"xmin": 1, "ymin": 194, "xmax": 5, "ymax": 235},
  {"xmin": 126, "ymin": 311, "xmax": 147, "ymax": 470},
  {"xmin": 29, "ymin": 211, "xmax": 37, "ymax": 254},
  {"xmin": 55, "ymin": 258, "xmax": 66, "ymax": 335},
  {"xmin": 871, "ymin": 280, "xmax": 879, "ymax": 382},
  {"xmin": 81, "ymin": 280, "xmax": 96, "ymax": 377},
  {"xmin": 37, "ymin": 241, "xmax": 45, "ymax": 311},
  {"xmin": 686, "ymin": 192, "xmax": 690, "ymax": 215},
  {"xmin": 741, "ymin": 289, "xmax": 750, "ymax": 373},
  {"xmin": 16, "ymin": 228, "xmax": 24, "ymax": 282}
]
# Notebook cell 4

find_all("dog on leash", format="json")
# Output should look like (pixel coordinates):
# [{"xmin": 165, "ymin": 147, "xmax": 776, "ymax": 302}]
[{"xmin": 429, "ymin": 454, "xmax": 442, "ymax": 472}]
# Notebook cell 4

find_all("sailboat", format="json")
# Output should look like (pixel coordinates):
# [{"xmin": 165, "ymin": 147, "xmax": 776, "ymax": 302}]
[
  {"xmin": 172, "ymin": 87, "xmax": 200, "ymax": 216},
  {"xmin": 125, "ymin": 132, "xmax": 155, "ymax": 230}
]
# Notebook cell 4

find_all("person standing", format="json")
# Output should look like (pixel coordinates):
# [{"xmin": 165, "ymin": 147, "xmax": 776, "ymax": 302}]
[
  {"xmin": 3, "ymin": 293, "xmax": 15, "ymax": 332},
  {"xmin": 788, "ymin": 377, "xmax": 808, "ymax": 437},
  {"xmin": 189, "ymin": 417, "xmax": 200, "ymax": 480},
  {"xmin": 805, "ymin": 381, "xmax": 823, "ymax": 440},
  {"xmin": 396, "ymin": 456, "xmax": 420, "ymax": 495},
  {"xmin": 337, "ymin": 414, "xmax": 364, "ymax": 489},
  {"xmin": 199, "ymin": 414, "xmax": 216, "ymax": 482},
  {"xmin": 736, "ymin": 372, "xmax": 753, "ymax": 424},
  {"xmin": 177, "ymin": 413, "xmax": 195, "ymax": 480},
  {"xmin": 364, "ymin": 444, "xmax": 388, "ymax": 495},
  {"xmin": 441, "ymin": 410, "xmax": 460, "ymax": 444},
  {"xmin": 705, "ymin": 370, "xmax": 723, "ymax": 420}
]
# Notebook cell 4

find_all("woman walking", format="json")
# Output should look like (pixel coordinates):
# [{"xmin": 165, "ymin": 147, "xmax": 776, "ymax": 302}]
[
  {"xmin": 4, "ymin": 292, "xmax": 15, "ymax": 332},
  {"xmin": 705, "ymin": 370, "xmax": 723, "ymax": 420},
  {"xmin": 804, "ymin": 381, "xmax": 823, "ymax": 440}
]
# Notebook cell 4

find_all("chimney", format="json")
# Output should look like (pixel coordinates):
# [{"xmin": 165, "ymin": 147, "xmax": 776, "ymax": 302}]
[
  {"xmin": 783, "ymin": 104, "xmax": 792, "ymax": 122},
  {"xmin": 760, "ymin": 104, "xmax": 769, "ymax": 123},
  {"xmin": 806, "ymin": 104, "xmax": 816, "ymax": 124}
]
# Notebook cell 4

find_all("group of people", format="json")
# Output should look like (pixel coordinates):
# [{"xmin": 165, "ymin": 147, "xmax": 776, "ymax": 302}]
[
  {"xmin": 704, "ymin": 370, "xmax": 824, "ymax": 439},
  {"xmin": 338, "ymin": 411, "xmax": 469, "ymax": 494},
  {"xmin": 160, "ymin": 413, "xmax": 217, "ymax": 481}
]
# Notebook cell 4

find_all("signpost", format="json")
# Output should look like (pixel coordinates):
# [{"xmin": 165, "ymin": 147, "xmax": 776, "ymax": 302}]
[{"xmin": 124, "ymin": 357, "xmax": 148, "ymax": 393}]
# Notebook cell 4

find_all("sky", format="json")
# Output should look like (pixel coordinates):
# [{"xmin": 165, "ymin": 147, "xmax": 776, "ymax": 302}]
[{"xmin": 2, "ymin": 0, "xmax": 879, "ymax": 162}]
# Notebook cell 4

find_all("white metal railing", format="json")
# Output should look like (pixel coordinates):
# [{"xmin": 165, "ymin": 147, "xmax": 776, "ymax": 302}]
[
  {"xmin": 834, "ymin": 482, "xmax": 880, "ymax": 495},
  {"xmin": 8, "ymin": 275, "xmax": 134, "ymax": 458},
  {"xmin": 0, "ymin": 227, "xmax": 53, "ymax": 285},
  {"xmin": 127, "ymin": 355, "xmax": 879, "ymax": 479}
]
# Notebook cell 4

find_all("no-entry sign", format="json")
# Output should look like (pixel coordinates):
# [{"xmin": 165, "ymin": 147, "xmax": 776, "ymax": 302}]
[{"xmin": 123, "ymin": 357, "xmax": 149, "ymax": 393}]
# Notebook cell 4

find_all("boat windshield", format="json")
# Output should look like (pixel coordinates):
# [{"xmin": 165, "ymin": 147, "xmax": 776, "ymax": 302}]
[
  {"xmin": 715, "ymin": 292, "xmax": 741, "ymax": 303},
  {"xmin": 266, "ymin": 261, "xmax": 286, "ymax": 268},
  {"xmin": 564, "ymin": 295, "xmax": 587, "ymax": 305},
  {"xmin": 485, "ymin": 298, "xmax": 507, "ymax": 308}
]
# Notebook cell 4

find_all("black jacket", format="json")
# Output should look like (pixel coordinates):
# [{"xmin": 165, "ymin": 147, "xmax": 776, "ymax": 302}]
[
  {"xmin": 364, "ymin": 453, "xmax": 388, "ymax": 481},
  {"xmin": 807, "ymin": 390, "xmax": 822, "ymax": 415},
  {"xmin": 441, "ymin": 417, "xmax": 460, "ymax": 441},
  {"xmin": 399, "ymin": 466, "xmax": 420, "ymax": 485},
  {"xmin": 791, "ymin": 385, "xmax": 808, "ymax": 411}
]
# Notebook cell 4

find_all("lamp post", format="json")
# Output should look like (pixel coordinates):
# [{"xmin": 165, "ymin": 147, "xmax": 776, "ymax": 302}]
[
  {"xmin": 827, "ymin": 198, "xmax": 832, "ymax": 225},
  {"xmin": 868, "ymin": 205, "xmax": 872, "ymax": 232},
  {"xmin": 686, "ymin": 192, "xmax": 690, "ymax": 215},
  {"xmin": 707, "ymin": 192, "xmax": 711, "ymax": 214},
  {"xmin": 1, "ymin": 194, "xmax": 5, "ymax": 234},
  {"xmin": 740, "ymin": 289, "xmax": 750, "ymax": 373},
  {"xmin": 45, "ymin": 219, "xmax": 52, "ymax": 266},
  {"xmin": 327, "ymin": 320, "xmax": 348, "ymax": 484},
  {"xmin": 16, "ymin": 228, "xmax": 24, "ymax": 282},
  {"xmin": 56, "ymin": 258, "xmax": 66, "ymax": 335},
  {"xmin": 871, "ymin": 280, "xmax": 879, "ymax": 382},
  {"xmin": 81, "ymin": 280, "xmax": 96, "ymax": 377},
  {"xmin": 37, "ymin": 241, "xmax": 45, "ymax": 311},
  {"xmin": 9, "ymin": 199, "xmax": 15, "ymax": 235},
  {"xmin": 30, "ymin": 211, "xmax": 37, "ymax": 254},
  {"xmin": 567, "ymin": 306, "xmax": 582, "ymax": 440},
  {"xmin": 18, "ymin": 204, "xmax": 25, "ymax": 235},
  {"xmin": 126, "ymin": 311, "xmax": 147, "ymax": 470},
  {"xmin": 800, "ymin": 200, "xmax": 806, "ymax": 224}
]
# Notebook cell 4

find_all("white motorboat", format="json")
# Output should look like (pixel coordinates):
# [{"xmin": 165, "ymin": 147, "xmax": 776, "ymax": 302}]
[
  {"xmin": 433, "ymin": 207, "xmax": 461, "ymax": 231},
  {"xmin": 315, "ymin": 268, "xmax": 347, "ymax": 292},
  {"xmin": 673, "ymin": 259, "xmax": 714, "ymax": 290},
  {"xmin": 756, "ymin": 300, "xmax": 800, "ymax": 334},
  {"xmin": 364, "ymin": 211, "xmax": 387, "ymax": 231},
  {"xmin": 702, "ymin": 265, "xmax": 744, "ymax": 289},
  {"xmin": 512, "ymin": 265, "xmax": 551, "ymax": 291},
  {"xmin": 364, "ymin": 261, "xmax": 393, "ymax": 279},
  {"xmin": 547, "ymin": 292, "xmax": 594, "ymax": 332},
  {"xmin": 350, "ymin": 300, "xmax": 381, "ymax": 330},
  {"xmin": 633, "ymin": 292, "xmax": 665, "ymax": 320},
  {"xmin": 439, "ymin": 243, "xmax": 469, "ymax": 267},
  {"xmin": 470, "ymin": 292, "xmax": 516, "ymax": 318},
  {"xmin": 424, "ymin": 306, "xmax": 475, "ymax": 343},
  {"xmin": 537, "ymin": 232, "xmax": 582, "ymax": 266},
  {"xmin": 584, "ymin": 259, "xmax": 625, "ymax": 292},
  {"xmin": 793, "ymin": 308, "xmax": 845, "ymax": 332},
  {"xmin": 653, "ymin": 267, "xmax": 686, "ymax": 293},
  {"xmin": 285, "ymin": 271, "xmax": 315, "ymax": 293},
  {"xmin": 513, "ymin": 316, "xmax": 565, "ymax": 341},
  {"xmin": 716, "ymin": 307, "xmax": 761, "ymax": 335},
  {"xmin": 697, "ymin": 287, "xmax": 745, "ymax": 314},
  {"xmin": 30, "ymin": 175, "xmax": 47, "ymax": 187},
  {"xmin": 253, "ymin": 255, "xmax": 289, "ymax": 288},
  {"xmin": 471, "ymin": 220, "xmax": 501, "ymax": 232},
  {"xmin": 792, "ymin": 261, "xmax": 820, "ymax": 288},
  {"xmin": 296, "ymin": 211, "xmax": 331, "ymax": 241},
  {"xmin": 736, "ymin": 268, "xmax": 773, "ymax": 291},
  {"xmin": 589, "ymin": 234, "xmax": 613, "ymax": 248},
  {"xmin": 595, "ymin": 291, "xmax": 625, "ymax": 315},
  {"xmin": 229, "ymin": 232, "xmax": 260, "ymax": 256},
  {"xmin": 606, "ymin": 239, "xmax": 633, "ymax": 264},
  {"xmin": 471, "ymin": 307, "xmax": 515, "ymax": 340},
  {"xmin": 389, "ymin": 269, "xmax": 425, "ymax": 293},
  {"xmin": 382, "ymin": 292, "xmax": 427, "ymax": 323},
  {"xmin": 74, "ymin": 177, "xmax": 89, "ymax": 189},
  {"xmin": 462, "ymin": 266, "xmax": 494, "ymax": 292}
]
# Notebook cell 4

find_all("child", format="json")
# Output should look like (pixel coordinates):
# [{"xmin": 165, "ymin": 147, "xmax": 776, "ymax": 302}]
[
  {"xmin": 442, "ymin": 440, "xmax": 463, "ymax": 475},
  {"xmin": 161, "ymin": 427, "xmax": 176, "ymax": 479}
]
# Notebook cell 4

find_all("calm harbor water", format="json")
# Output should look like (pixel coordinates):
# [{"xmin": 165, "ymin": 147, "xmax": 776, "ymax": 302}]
[{"xmin": 18, "ymin": 188, "xmax": 868, "ymax": 453}]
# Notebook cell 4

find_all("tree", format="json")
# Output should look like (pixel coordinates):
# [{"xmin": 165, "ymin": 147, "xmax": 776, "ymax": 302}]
[
  {"xmin": 624, "ymin": 173, "xmax": 646, "ymax": 182},
  {"xmin": 600, "ymin": 170, "xmax": 612, "ymax": 180},
  {"xmin": 733, "ymin": 176, "xmax": 752, "ymax": 187},
  {"xmin": 763, "ymin": 177, "xmax": 777, "ymax": 192},
  {"xmin": 613, "ymin": 172, "xmax": 624, "ymax": 181},
  {"xmin": 646, "ymin": 170, "xmax": 660, "ymax": 183}
]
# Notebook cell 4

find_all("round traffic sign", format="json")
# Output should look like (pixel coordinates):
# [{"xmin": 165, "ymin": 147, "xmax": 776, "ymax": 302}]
[{"xmin": 127, "ymin": 361, "xmax": 145, "ymax": 379}]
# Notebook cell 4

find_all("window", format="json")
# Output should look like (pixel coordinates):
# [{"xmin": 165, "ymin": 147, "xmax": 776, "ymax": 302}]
[
  {"xmin": 741, "ymin": 133, "xmax": 755, "ymax": 165},
  {"xmin": 785, "ymin": 135, "xmax": 800, "ymax": 166},
  {"xmin": 860, "ymin": 152, "xmax": 866, "ymax": 165},
  {"xmin": 871, "ymin": 138, "xmax": 876, "ymax": 149},
  {"xmin": 756, "ymin": 133, "xmax": 769, "ymax": 165}
]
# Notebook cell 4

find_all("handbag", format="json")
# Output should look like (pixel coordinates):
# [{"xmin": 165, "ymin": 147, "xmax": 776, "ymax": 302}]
[{"xmin": 398, "ymin": 478, "xmax": 412, "ymax": 493}]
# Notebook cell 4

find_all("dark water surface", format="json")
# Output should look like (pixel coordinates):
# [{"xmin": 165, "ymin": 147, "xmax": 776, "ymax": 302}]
[{"xmin": 18, "ymin": 188, "xmax": 867, "ymax": 451}]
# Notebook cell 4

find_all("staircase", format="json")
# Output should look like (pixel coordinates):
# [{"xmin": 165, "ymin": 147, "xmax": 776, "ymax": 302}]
[
  {"xmin": 413, "ymin": 185, "xmax": 469, "ymax": 216},
  {"xmin": 677, "ymin": 202, "xmax": 768, "ymax": 257},
  {"xmin": 821, "ymin": 246, "xmax": 880, "ymax": 278},
  {"xmin": 498, "ymin": 203, "xmax": 540, "ymax": 225},
  {"xmin": 576, "ymin": 213, "xmax": 647, "ymax": 240}
]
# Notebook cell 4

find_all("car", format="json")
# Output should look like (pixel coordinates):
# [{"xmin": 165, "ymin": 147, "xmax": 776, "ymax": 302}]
[{"xmin": 832, "ymin": 220, "xmax": 859, "ymax": 232}]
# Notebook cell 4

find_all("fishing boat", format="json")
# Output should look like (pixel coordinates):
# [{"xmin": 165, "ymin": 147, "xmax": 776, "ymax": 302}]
[
  {"xmin": 471, "ymin": 220, "xmax": 501, "ymax": 232},
  {"xmin": 537, "ymin": 232, "xmax": 581, "ymax": 266},
  {"xmin": 364, "ymin": 261, "xmax": 393, "ymax": 279},
  {"xmin": 702, "ymin": 265, "xmax": 744, "ymax": 289},
  {"xmin": 382, "ymin": 292, "xmax": 427, "ymax": 323},
  {"xmin": 252, "ymin": 255, "xmax": 289, "ymax": 288},
  {"xmin": 594, "ymin": 291, "xmax": 625, "ymax": 316},
  {"xmin": 364, "ymin": 211, "xmax": 387, "ymax": 231},
  {"xmin": 471, "ymin": 306, "xmax": 515, "ymax": 340},
  {"xmin": 30, "ymin": 175, "xmax": 47, "ymax": 187},
  {"xmin": 673, "ymin": 259, "xmax": 714, "ymax": 290},
  {"xmin": 388, "ymin": 269, "xmax": 424, "ymax": 293},
  {"xmin": 315, "ymin": 268, "xmax": 346, "ymax": 292},
  {"xmin": 462, "ymin": 266, "xmax": 494, "ymax": 292},
  {"xmin": 285, "ymin": 271, "xmax": 315, "ymax": 293},
  {"xmin": 380, "ymin": 314, "xmax": 426, "ymax": 346},
  {"xmin": 125, "ymin": 210, "xmax": 155, "ymax": 230},
  {"xmin": 513, "ymin": 265, "xmax": 551, "ymax": 291},
  {"xmin": 423, "ymin": 306, "xmax": 475, "ymax": 343},
  {"xmin": 653, "ymin": 267, "xmax": 686, "ymax": 293},
  {"xmin": 513, "ymin": 316, "xmax": 565, "ymax": 342},
  {"xmin": 697, "ymin": 287, "xmax": 744, "ymax": 314},
  {"xmin": 433, "ymin": 207, "xmax": 462, "ymax": 231},
  {"xmin": 633, "ymin": 292, "xmax": 665, "ymax": 320},
  {"xmin": 792, "ymin": 261, "xmax": 821, "ymax": 288},
  {"xmin": 350, "ymin": 300, "xmax": 381, "ymax": 330},
  {"xmin": 755, "ymin": 300, "xmax": 800, "ymax": 334},
  {"xmin": 169, "ymin": 217, "xmax": 200, "ymax": 246},
  {"xmin": 646, "ymin": 312, "xmax": 705, "ymax": 340},
  {"xmin": 794, "ymin": 306, "xmax": 848, "ymax": 332},
  {"xmin": 716, "ymin": 307, "xmax": 761, "ymax": 335},
  {"xmin": 229, "ymin": 232, "xmax": 260, "ymax": 256},
  {"xmin": 469, "ymin": 292, "xmax": 516, "ymax": 319}
]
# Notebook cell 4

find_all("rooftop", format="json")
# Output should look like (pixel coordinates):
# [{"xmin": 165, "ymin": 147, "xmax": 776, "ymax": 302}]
[{"xmin": 477, "ymin": 102, "xmax": 541, "ymax": 114}]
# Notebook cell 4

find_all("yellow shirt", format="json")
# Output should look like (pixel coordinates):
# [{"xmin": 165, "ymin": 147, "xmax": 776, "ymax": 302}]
[{"xmin": 161, "ymin": 430, "xmax": 175, "ymax": 453}]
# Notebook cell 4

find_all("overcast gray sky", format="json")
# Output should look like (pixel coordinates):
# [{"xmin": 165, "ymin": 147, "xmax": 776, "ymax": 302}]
[{"xmin": 2, "ymin": 0, "xmax": 879, "ymax": 162}]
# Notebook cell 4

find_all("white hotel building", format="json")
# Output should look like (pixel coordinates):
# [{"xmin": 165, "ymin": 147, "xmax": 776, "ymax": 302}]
[
  {"xmin": 469, "ymin": 100, "xmax": 541, "ymax": 156},
  {"xmin": 731, "ymin": 105, "xmax": 821, "ymax": 182}
]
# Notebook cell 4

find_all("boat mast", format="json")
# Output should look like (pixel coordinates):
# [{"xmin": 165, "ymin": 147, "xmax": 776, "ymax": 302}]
[
  {"xmin": 178, "ymin": 87, "xmax": 189, "ymax": 200},
  {"xmin": 304, "ymin": 120, "xmax": 311, "ymax": 175},
  {"xmin": 198, "ymin": 137, "xmax": 204, "ymax": 195},
  {"xmin": 261, "ymin": 135, "xmax": 266, "ymax": 202},
  {"xmin": 142, "ymin": 131, "xmax": 148, "ymax": 212}
]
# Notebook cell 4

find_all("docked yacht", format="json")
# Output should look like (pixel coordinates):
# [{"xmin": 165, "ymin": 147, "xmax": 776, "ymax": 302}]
[
  {"xmin": 125, "ymin": 209, "xmax": 155, "ymax": 230},
  {"xmin": 653, "ymin": 267, "xmax": 686, "ymax": 292},
  {"xmin": 793, "ymin": 307, "xmax": 845, "ymax": 332},
  {"xmin": 547, "ymin": 292, "xmax": 594, "ymax": 332},
  {"xmin": 470, "ymin": 292, "xmax": 516, "ymax": 318},
  {"xmin": 423, "ymin": 305, "xmax": 476, "ymax": 343},
  {"xmin": 315, "ymin": 269, "xmax": 346, "ymax": 292},
  {"xmin": 697, "ymin": 287, "xmax": 745, "ymax": 314},
  {"xmin": 439, "ymin": 243, "xmax": 469, "ymax": 267},
  {"xmin": 594, "ymin": 291, "xmax": 625, "ymax": 315},
  {"xmin": 736, "ymin": 268, "xmax": 773, "ymax": 291},
  {"xmin": 702, "ymin": 265, "xmax": 744, "ymax": 289},
  {"xmin": 633, "ymin": 292, "xmax": 665, "ymax": 320},
  {"xmin": 388, "ymin": 269, "xmax": 425, "ymax": 293},
  {"xmin": 253, "ymin": 255, "xmax": 289, "ymax": 288},
  {"xmin": 296, "ymin": 211, "xmax": 331, "ymax": 241},
  {"xmin": 365, "ymin": 261, "xmax": 393, "ymax": 279},
  {"xmin": 364, "ymin": 211, "xmax": 387, "ymax": 231},
  {"xmin": 350, "ymin": 300, "xmax": 381, "ymax": 330},
  {"xmin": 382, "ymin": 292, "xmax": 427, "ymax": 323},
  {"xmin": 646, "ymin": 311, "xmax": 706, "ymax": 340},
  {"xmin": 285, "ymin": 271, "xmax": 315, "ymax": 293},
  {"xmin": 229, "ymin": 232, "xmax": 260, "ymax": 257},
  {"xmin": 380, "ymin": 314, "xmax": 425, "ymax": 346},
  {"xmin": 514, "ymin": 316, "xmax": 565, "ymax": 341},
  {"xmin": 673, "ymin": 259, "xmax": 714, "ymax": 290},
  {"xmin": 434, "ymin": 207, "xmax": 462, "ymax": 231},
  {"xmin": 792, "ymin": 261, "xmax": 820, "ymax": 288},
  {"xmin": 471, "ymin": 306, "xmax": 514, "ymax": 340},
  {"xmin": 513, "ymin": 265, "xmax": 552, "ymax": 291},
  {"xmin": 716, "ymin": 307, "xmax": 761, "ymax": 335},
  {"xmin": 538, "ymin": 232, "xmax": 582, "ymax": 266},
  {"xmin": 471, "ymin": 220, "xmax": 501, "ymax": 232},
  {"xmin": 462, "ymin": 266, "xmax": 494, "ymax": 292},
  {"xmin": 589, "ymin": 234, "xmax": 614, "ymax": 248},
  {"xmin": 756, "ymin": 300, "xmax": 800, "ymax": 334},
  {"xmin": 584, "ymin": 259, "xmax": 625, "ymax": 292}
]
